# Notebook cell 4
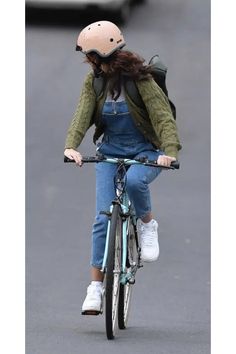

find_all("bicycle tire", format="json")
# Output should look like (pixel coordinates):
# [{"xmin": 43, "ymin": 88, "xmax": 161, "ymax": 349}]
[
  {"xmin": 118, "ymin": 217, "xmax": 137, "ymax": 329},
  {"xmin": 118, "ymin": 282, "xmax": 133, "ymax": 329},
  {"xmin": 105, "ymin": 203, "xmax": 122, "ymax": 340}
]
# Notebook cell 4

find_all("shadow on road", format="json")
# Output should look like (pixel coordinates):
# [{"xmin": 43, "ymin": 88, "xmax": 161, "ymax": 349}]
[{"xmin": 76, "ymin": 324, "xmax": 209, "ymax": 348}]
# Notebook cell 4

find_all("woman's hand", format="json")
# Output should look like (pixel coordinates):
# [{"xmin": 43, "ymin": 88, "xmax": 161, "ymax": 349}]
[
  {"xmin": 157, "ymin": 155, "xmax": 176, "ymax": 167},
  {"xmin": 64, "ymin": 148, "xmax": 83, "ymax": 166}
]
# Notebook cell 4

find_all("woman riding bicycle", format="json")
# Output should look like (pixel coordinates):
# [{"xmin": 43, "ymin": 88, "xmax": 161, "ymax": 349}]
[{"xmin": 64, "ymin": 21, "xmax": 182, "ymax": 314}]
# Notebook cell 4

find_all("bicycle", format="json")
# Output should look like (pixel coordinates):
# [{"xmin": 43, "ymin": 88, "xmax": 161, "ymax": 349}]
[{"xmin": 64, "ymin": 153, "xmax": 179, "ymax": 340}]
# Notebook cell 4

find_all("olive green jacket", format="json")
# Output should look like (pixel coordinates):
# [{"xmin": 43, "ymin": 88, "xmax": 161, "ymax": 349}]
[{"xmin": 65, "ymin": 71, "xmax": 182, "ymax": 158}]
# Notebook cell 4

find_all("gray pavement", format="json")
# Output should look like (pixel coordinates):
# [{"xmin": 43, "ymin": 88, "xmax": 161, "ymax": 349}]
[{"xmin": 26, "ymin": 0, "xmax": 210, "ymax": 353}]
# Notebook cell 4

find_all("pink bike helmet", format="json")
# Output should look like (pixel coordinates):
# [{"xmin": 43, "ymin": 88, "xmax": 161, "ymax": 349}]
[{"xmin": 76, "ymin": 20, "xmax": 126, "ymax": 58}]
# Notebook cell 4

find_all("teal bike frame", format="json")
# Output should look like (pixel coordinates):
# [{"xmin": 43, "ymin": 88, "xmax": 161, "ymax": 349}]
[
  {"xmin": 101, "ymin": 186, "xmax": 134, "ymax": 284},
  {"xmin": 100, "ymin": 157, "xmax": 144, "ymax": 284},
  {"xmin": 64, "ymin": 154, "xmax": 179, "ymax": 285}
]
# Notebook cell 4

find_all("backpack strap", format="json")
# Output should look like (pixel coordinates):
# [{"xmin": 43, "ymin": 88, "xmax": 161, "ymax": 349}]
[
  {"xmin": 93, "ymin": 75, "xmax": 106, "ymax": 99},
  {"xmin": 123, "ymin": 78, "xmax": 146, "ymax": 110}
]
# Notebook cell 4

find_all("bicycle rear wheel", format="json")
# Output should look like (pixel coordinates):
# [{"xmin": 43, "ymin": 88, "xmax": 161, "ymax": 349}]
[
  {"xmin": 118, "ymin": 218, "xmax": 138, "ymax": 329},
  {"xmin": 105, "ymin": 203, "xmax": 122, "ymax": 340}
]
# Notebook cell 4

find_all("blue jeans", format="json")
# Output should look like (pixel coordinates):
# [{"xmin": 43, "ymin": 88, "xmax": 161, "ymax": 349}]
[{"xmin": 91, "ymin": 101, "xmax": 164, "ymax": 268}]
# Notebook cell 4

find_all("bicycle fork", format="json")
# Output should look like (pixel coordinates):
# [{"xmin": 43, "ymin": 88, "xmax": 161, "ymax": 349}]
[{"xmin": 101, "ymin": 201, "xmax": 141, "ymax": 285}]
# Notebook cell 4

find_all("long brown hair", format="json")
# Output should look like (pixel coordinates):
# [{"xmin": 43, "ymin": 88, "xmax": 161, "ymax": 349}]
[{"xmin": 86, "ymin": 50, "xmax": 152, "ymax": 100}]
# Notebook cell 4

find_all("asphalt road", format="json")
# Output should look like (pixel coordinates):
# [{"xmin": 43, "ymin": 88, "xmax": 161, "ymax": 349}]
[{"xmin": 26, "ymin": 0, "xmax": 210, "ymax": 353}]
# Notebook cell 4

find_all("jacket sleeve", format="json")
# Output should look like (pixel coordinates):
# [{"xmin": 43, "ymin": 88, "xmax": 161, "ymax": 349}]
[
  {"xmin": 64, "ymin": 72, "xmax": 96, "ymax": 150},
  {"xmin": 137, "ymin": 78, "xmax": 182, "ymax": 158}
]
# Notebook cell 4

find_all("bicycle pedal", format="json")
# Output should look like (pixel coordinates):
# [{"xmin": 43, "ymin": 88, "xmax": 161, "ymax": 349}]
[{"xmin": 81, "ymin": 310, "xmax": 102, "ymax": 316}]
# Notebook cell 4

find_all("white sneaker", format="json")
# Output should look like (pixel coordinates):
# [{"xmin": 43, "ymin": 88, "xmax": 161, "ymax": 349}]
[
  {"xmin": 81, "ymin": 283, "xmax": 104, "ymax": 315},
  {"xmin": 137, "ymin": 219, "xmax": 159, "ymax": 262}
]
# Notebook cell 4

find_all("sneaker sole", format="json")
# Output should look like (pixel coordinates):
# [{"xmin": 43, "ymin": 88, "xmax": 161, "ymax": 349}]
[
  {"xmin": 141, "ymin": 256, "xmax": 159, "ymax": 262},
  {"xmin": 81, "ymin": 309, "xmax": 102, "ymax": 316}
]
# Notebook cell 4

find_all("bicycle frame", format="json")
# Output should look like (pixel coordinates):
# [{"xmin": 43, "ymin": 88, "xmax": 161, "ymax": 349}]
[
  {"xmin": 100, "ymin": 158, "xmax": 139, "ymax": 283},
  {"xmin": 64, "ymin": 154, "xmax": 179, "ymax": 285},
  {"xmin": 101, "ymin": 192, "xmax": 136, "ymax": 279}
]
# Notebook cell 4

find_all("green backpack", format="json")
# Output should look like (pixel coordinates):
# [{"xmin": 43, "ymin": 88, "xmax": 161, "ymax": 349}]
[{"xmin": 93, "ymin": 54, "xmax": 176, "ymax": 120}]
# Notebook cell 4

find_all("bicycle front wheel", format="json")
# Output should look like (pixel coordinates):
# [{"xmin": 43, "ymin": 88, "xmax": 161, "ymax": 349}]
[
  {"xmin": 118, "ymin": 217, "xmax": 137, "ymax": 329},
  {"xmin": 118, "ymin": 282, "xmax": 133, "ymax": 329},
  {"xmin": 105, "ymin": 203, "xmax": 122, "ymax": 340}
]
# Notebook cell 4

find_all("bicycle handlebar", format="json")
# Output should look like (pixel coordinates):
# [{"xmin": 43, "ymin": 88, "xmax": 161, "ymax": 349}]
[{"xmin": 64, "ymin": 155, "xmax": 180, "ymax": 170}]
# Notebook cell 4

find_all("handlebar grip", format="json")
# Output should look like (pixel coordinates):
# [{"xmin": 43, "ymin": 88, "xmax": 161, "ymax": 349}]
[
  {"xmin": 170, "ymin": 160, "xmax": 180, "ymax": 169},
  {"xmin": 63, "ymin": 155, "xmax": 103, "ymax": 163},
  {"xmin": 64, "ymin": 156, "xmax": 75, "ymax": 163}
]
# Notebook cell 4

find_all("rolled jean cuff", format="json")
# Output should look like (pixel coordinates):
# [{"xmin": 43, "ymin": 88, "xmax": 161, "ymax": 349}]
[
  {"xmin": 90, "ymin": 262, "xmax": 103, "ymax": 270},
  {"xmin": 137, "ymin": 210, "xmax": 152, "ymax": 220}
]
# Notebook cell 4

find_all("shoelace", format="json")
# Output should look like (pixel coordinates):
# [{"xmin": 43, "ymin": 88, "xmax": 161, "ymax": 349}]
[
  {"xmin": 140, "ymin": 225, "xmax": 157, "ymax": 246},
  {"xmin": 142, "ymin": 233, "xmax": 156, "ymax": 246}
]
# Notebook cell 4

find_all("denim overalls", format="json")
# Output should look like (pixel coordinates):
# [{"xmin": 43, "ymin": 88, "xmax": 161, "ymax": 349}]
[{"xmin": 91, "ymin": 99, "xmax": 164, "ymax": 268}]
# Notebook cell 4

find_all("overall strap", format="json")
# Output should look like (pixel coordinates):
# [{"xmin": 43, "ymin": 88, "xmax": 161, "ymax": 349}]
[{"xmin": 123, "ymin": 78, "xmax": 146, "ymax": 109}]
